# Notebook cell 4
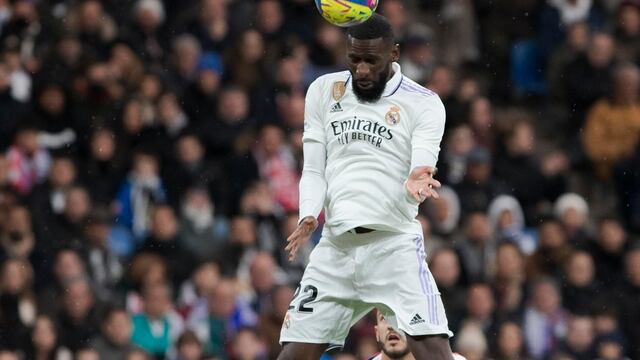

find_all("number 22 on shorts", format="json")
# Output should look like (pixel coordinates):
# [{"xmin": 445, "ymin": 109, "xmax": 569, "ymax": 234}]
[{"xmin": 288, "ymin": 284, "xmax": 318, "ymax": 313}]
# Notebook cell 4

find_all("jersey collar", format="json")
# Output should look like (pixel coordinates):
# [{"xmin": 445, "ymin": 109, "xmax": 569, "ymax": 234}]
[{"xmin": 346, "ymin": 62, "xmax": 403, "ymax": 99}]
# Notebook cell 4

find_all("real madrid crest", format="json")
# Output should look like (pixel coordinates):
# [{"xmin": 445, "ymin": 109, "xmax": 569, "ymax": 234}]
[
  {"xmin": 385, "ymin": 105, "xmax": 401, "ymax": 126},
  {"xmin": 332, "ymin": 81, "xmax": 346, "ymax": 101}
]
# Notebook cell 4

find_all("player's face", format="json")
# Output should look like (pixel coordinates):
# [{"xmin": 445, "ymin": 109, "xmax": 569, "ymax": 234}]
[
  {"xmin": 346, "ymin": 36, "xmax": 399, "ymax": 102},
  {"xmin": 375, "ymin": 313, "xmax": 411, "ymax": 359}
]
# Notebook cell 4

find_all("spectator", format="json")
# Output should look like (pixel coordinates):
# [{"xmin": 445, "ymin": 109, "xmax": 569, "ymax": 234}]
[
  {"xmin": 68, "ymin": 0, "xmax": 117, "ymax": 59},
  {"xmin": 614, "ymin": 0, "xmax": 640, "ymax": 62},
  {"xmin": 589, "ymin": 217, "xmax": 630, "ymax": 288},
  {"xmin": 43, "ymin": 185, "xmax": 92, "ymax": 252},
  {"xmin": 523, "ymin": 278, "xmax": 568, "ymax": 359},
  {"xmin": 494, "ymin": 118, "xmax": 566, "ymax": 223},
  {"xmin": 526, "ymin": 217, "xmax": 573, "ymax": 281},
  {"xmin": 253, "ymin": 125, "xmax": 299, "ymax": 212},
  {"xmin": 553, "ymin": 193, "xmax": 591, "ymax": 246},
  {"xmin": 460, "ymin": 283, "xmax": 497, "ymax": 338},
  {"xmin": 563, "ymin": 32, "xmax": 616, "ymax": 131},
  {"xmin": 455, "ymin": 147, "xmax": 501, "ymax": 217},
  {"xmin": 178, "ymin": 186, "xmax": 229, "ymax": 263},
  {"xmin": 594, "ymin": 332, "xmax": 630, "ymax": 360},
  {"xmin": 455, "ymin": 212, "xmax": 494, "ymax": 282},
  {"xmin": 114, "ymin": 149, "xmax": 167, "ymax": 239},
  {"xmin": 165, "ymin": 134, "xmax": 225, "ymax": 211},
  {"xmin": 131, "ymin": 282, "xmax": 184, "ymax": 358},
  {"xmin": 492, "ymin": 242, "xmax": 527, "ymax": 319},
  {"xmin": 0, "ymin": 257, "xmax": 36, "ymax": 349},
  {"xmin": 178, "ymin": 261, "xmax": 222, "ymax": 318},
  {"xmin": 230, "ymin": 327, "xmax": 267, "ymax": 360},
  {"xmin": 182, "ymin": 52, "xmax": 224, "ymax": 127},
  {"xmin": 583, "ymin": 63, "xmax": 640, "ymax": 180},
  {"xmin": 29, "ymin": 154, "xmax": 77, "ymax": 233},
  {"xmin": 37, "ymin": 248, "xmax": 88, "ymax": 315},
  {"xmin": 429, "ymin": 248, "xmax": 466, "ymax": 327},
  {"xmin": 552, "ymin": 315, "xmax": 596, "ymax": 360},
  {"xmin": 83, "ymin": 208, "xmax": 123, "ymax": 301},
  {"xmin": 454, "ymin": 321, "xmax": 488, "ymax": 360},
  {"xmin": 186, "ymin": 0, "xmax": 232, "ymax": 53},
  {"xmin": 0, "ymin": 205, "xmax": 35, "ymax": 260},
  {"xmin": 6, "ymin": 123, "xmax": 51, "ymax": 196},
  {"xmin": 492, "ymin": 321, "xmax": 531, "ymax": 360},
  {"xmin": 174, "ymin": 330, "xmax": 204, "ymax": 360},
  {"xmin": 488, "ymin": 195, "xmax": 535, "ymax": 255},
  {"xmin": 562, "ymin": 251, "xmax": 602, "ymax": 314},
  {"xmin": 74, "ymin": 347, "xmax": 100, "ymax": 360},
  {"xmin": 123, "ymin": 0, "xmax": 168, "ymax": 67},
  {"xmin": 57, "ymin": 278, "xmax": 101, "ymax": 351},
  {"xmin": 258, "ymin": 285, "xmax": 293, "ymax": 360},
  {"xmin": 548, "ymin": 22, "xmax": 590, "ymax": 101},
  {"xmin": 0, "ymin": 62, "xmax": 26, "ymax": 151},
  {"xmin": 423, "ymin": 186, "xmax": 461, "ymax": 239},
  {"xmin": 187, "ymin": 278, "xmax": 256, "ymax": 359},
  {"xmin": 202, "ymin": 86, "xmax": 253, "ymax": 160},
  {"xmin": 217, "ymin": 215, "xmax": 258, "ymax": 276},
  {"xmin": 619, "ymin": 246, "xmax": 640, "ymax": 359},
  {"xmin": 82, "ymin": 127, "xmax": 127, "ymax": 206},
  {"xmin": 24, "ymin": 315, "xmax": 73, "ymax": 360},
  {"xmin": 137, "ymin": 205, "xmax": 194, "ymax": 287},
  {"xmin": 90, "ymin": 307, "xmax": 135, "ymax": 360}
]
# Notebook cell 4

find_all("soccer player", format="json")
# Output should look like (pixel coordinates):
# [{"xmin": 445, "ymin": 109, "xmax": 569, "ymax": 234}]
[
  {"xmin": 371, "ymin": 311, "xmax": 416, "ymax": 360},
  {"xmin": 278, "ymin": 14, "xmax": 454, "ymax": 360}
]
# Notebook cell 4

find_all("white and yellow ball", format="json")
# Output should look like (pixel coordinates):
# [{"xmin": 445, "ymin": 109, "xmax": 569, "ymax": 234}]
[{"xmin": 315, "ymin": 0, "xmax": 379, "ymax": 27}]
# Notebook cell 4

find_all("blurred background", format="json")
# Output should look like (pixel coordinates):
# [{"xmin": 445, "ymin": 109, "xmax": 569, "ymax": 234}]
[{"xmin": 0, "ymin": 0, "xmax": 639, "ymax": 359}]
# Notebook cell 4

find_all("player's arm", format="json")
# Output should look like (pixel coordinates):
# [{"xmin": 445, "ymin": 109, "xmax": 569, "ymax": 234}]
[
  {"xmin": 286, "ymin": 80, "xmax": 327, "ymax": 261},
  {"xmin": 405, "ymin": 96, "xmax": 446, "ymax": 202}
]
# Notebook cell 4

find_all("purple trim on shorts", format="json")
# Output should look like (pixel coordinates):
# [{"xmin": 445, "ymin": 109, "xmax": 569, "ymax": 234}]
[{"xmin": 413, "ymin": 237, "xmax": 435, "ymax": 324}]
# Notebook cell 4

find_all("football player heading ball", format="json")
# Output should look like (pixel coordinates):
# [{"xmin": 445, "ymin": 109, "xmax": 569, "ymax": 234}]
[{"xmin": 279, "ymin": 13, "xmax": 455, "ymax": 360}]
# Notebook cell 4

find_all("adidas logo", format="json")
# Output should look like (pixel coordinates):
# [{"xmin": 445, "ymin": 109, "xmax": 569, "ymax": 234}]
[
  {"xmin": 330, "ymin": 102, "xmax": 343, "ymax": 113},
  {"xmin": 409, "ymin": 313, "xmax": 425, "ymax": 325}
]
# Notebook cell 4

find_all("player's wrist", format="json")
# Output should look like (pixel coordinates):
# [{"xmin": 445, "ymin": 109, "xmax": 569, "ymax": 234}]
[{"xmin": 298, "ymin": 215, "xmax": 317, "ymax": 225}]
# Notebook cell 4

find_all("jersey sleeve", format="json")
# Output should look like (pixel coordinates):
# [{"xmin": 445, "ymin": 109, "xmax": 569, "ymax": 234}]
[
  {"xmin": 410, "ymin": 96, "xmax": 446, "ymax": 170},
  {"xmin": 302, "ymin": 79, "xmax": 326, "ymax": 144},
  {"xmin": 298, "ymin": 141, "xmax": 327, "ymax": 221}
]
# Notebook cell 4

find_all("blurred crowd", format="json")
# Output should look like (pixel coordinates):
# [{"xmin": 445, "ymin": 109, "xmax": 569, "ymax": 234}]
[{"xmin": 0, "ymin": 0, "xmax": 640, "ymax": 359}]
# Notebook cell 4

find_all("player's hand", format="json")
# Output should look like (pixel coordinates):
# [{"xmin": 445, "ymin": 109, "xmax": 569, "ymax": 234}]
[
  {"xmin": 285, "ymin": 216, "xmax": 318, "ymax": 262},
  {"xmin": 405, "ymin": 166, "xmax": 441, "ymax": 203}
]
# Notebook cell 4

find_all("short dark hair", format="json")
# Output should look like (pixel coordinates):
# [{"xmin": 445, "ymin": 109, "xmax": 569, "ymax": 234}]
[{"xmin": 346, "ymin": 13, "xmax": 394, "ymax": 43}]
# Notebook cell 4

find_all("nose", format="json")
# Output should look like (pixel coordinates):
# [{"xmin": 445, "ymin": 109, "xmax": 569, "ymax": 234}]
[{"xmin": 355, "ymin": 62, "xmax": 371, "ymax": 79}]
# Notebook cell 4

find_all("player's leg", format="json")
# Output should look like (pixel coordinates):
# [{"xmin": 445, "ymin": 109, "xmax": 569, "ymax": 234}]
[
  {"xmin": 278, "ymin": 238, "xmax": 360, "ymax": 358},
  {"xmin": 277, "ymin": 343, "xmax": 328, "ymax": 360},
  {"xmin": 406, "ymin": 334, "xmax": 454, "ymax": 360},
  {"xmin": 358, "ymin": 232, "xmax": 454, "ymax": 358}
]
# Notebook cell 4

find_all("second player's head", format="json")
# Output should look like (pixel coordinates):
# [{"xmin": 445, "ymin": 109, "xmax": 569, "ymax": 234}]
[
  {"xmin": 346, "ymin": 14, "xmax": 399, "ymax": 103},
  {"xmin": 375, "ymin": 311, "xmax": 412, "ymax": 359}
]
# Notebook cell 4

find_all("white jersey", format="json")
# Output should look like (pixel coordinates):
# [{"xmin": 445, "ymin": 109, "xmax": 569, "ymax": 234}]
[{"xmin": 302, "ymin": 63, "xmax": 446, "ymax": 237}]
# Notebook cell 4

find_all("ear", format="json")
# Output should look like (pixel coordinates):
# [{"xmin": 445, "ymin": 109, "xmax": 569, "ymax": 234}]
[
  {"xmin": 374, "ymin": 325, "xmax": 380, "ymax": 342},
  {"xmin": 390, "ymin": 43, "xmax": 400, "ymax": 62}
]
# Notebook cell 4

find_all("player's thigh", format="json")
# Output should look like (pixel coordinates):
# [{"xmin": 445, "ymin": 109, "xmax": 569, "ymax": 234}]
[
  {"xmin": 360, "ymin": 234, "xmax": 452, "ymax": 337},
  {"xmin": 277, "ymin": 342, "xmax": 328, "ymax": 360},
  {"xmin": 280, "ymin": 239, "xmax": 359, "ymax": 345}
]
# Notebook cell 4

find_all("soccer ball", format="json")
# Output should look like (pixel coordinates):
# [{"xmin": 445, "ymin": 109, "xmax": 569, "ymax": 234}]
[{"xmin": 315, "ymin": 0, "xmax": 379, "ymax": 27}]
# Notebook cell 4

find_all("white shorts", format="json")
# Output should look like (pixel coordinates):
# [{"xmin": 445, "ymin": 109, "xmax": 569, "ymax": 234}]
[{"xmin": 280, "ymin": 230, "xmax": 453, "ymax": 347}]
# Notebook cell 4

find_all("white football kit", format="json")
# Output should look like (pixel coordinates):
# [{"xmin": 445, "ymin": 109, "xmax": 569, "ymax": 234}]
[{"xmin": 280, "ymin": 63, "xmax": 452, "ymax": 347}]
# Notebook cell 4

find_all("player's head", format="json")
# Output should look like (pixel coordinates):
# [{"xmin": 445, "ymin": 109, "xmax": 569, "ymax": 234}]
[
  {"xmin": 375, "ymin": 311, "xmax": 412, "ymax": 359},
  {"xmin": 346, "ymin": 14, "xmax": 399, "ymax": 103}
]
